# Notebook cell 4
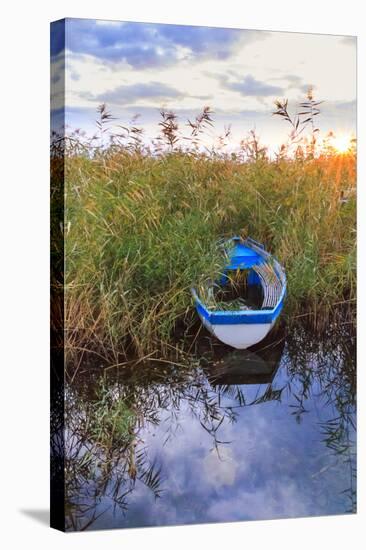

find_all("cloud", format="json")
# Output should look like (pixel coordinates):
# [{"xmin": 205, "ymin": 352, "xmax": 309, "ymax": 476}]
[
  {"xmin": 206, "ymin": 480, "xmax": 312, "ymax": 522},
  {"xmin": 58, "ymin": 18, "xmax": 264, "ymax": 69},
  {"xmin": 62, "ymin": 20, "xmax": 176, "ymax": 68},
  {"xmin": 157, "ymin": 24, "xmax": 263, "ymax": 60},
  {"xmin": 281, "ymin": 74, "xmax": 302, "ymax": 85},
  {"xmin": 82, "ymin": 81, "xmax": 184, "ymax": 106},
  {"xmin": 223, "ymin": 75, "xmax": 284, "ymax": 97},
  {"xmin": 50, "ymin": 53, "xmax": 65, "ymax": 110},
  {"xmin": 272, "ymin": 74, "xmax": 313, "ymax": 95},
  {"xmin": 320, "ymin": 99, "xmax": 356, "ymax": 123},
  {"xmin": 70, "ymin": 71, "xmax": 80, "ymax": 81},
  {"xmin": 51, "ymin": 72, "xmax": 62, "ymax": 85},
  {"xmin": 203, "ymin": 447, "xmax": 238, "ymax": 487},
  {"xmin": 275, "ymin": 74, "xmax": 303, "ymax": 88}
]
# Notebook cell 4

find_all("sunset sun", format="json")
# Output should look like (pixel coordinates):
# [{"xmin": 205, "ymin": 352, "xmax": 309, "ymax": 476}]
[{"xmin": 331, "ymin": 133, "xmax": 353, "ymax": 153}]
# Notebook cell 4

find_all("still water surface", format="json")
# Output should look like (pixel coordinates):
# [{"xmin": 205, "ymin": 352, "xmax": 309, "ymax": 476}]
[{"xmin": 65, "ymin": 323, "xmax": 356, "ymax": 531}]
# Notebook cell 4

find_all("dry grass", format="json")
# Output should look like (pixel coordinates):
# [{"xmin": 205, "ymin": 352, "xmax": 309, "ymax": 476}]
[{"xmin": 60, "ymin": 143, "xmax": 355, "ymax": 362}]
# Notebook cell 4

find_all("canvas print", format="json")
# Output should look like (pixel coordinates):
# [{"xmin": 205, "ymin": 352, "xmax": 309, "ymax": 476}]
[{"xmin": 50, "ymin": 18, "xmax": 356, "ymax": 531}]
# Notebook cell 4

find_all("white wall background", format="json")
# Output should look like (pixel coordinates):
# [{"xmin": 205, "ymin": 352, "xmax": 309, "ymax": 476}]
[{"xmin": 0, "ymin": 1, "xmax": 364, "ymax": 548}]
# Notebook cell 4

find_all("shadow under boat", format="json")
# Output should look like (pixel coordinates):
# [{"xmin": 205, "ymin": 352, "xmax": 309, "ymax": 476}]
[{"xmin": 203, "ymin": 326, "xmax": 285, "ymax": 387}]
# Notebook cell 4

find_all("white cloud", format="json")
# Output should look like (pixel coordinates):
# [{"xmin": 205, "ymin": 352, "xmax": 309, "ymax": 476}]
[{"xmin": 62, "ymin": 25, "xmax": 356, "ymax": 150}]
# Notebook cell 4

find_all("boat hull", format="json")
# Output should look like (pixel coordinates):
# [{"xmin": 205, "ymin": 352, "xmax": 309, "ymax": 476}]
[
  {"xmin": 192, "ymin": 236, "xmax": 286, "ymax": 350},
  {"xmin": 199, "ymin": 312, "xmax": 275, "ymax": 349}
]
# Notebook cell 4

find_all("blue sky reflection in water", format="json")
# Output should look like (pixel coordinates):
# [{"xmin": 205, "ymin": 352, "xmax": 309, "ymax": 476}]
[{"xmin": 65, "ymin": 325, "xmax": 356, "ymax": 530}]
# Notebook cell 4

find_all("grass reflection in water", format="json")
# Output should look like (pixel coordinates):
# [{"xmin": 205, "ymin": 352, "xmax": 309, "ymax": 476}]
[{"xmin": 63, "ymin": 320, "xmax": 356, "ymax": 530}]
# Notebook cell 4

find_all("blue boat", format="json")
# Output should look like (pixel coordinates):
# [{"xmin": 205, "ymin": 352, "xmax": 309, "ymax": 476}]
[{"xmin": 191, "ymin": 237, "xmax": 286, "ymax": 349}]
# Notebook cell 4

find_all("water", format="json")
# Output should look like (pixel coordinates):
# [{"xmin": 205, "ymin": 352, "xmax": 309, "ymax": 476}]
[{"xmin": 63, "ymin": 322, "xmax": 356, "ymax": 531}]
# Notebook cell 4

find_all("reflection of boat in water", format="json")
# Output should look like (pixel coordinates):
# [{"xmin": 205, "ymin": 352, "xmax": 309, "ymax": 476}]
[
  {"xmin": 191, "ymin": 236, "xmax": 286, "ymax": 349},
  {"xmin": 205, "ymin": 330, "xmax": 285, "ymax": 387}
]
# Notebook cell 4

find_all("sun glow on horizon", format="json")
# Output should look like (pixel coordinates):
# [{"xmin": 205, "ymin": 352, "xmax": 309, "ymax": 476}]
[{"xmin": 331, "ymin": 133, "xmax": 354, "ymax": 153}]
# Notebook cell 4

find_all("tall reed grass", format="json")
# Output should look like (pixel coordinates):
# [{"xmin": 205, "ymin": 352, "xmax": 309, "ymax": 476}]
[{"xmin": 58, "ymin": 99, "xmax": 356, "ymax": 363}]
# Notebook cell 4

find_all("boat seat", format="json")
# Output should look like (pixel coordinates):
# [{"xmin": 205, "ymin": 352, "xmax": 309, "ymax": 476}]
[{"xmin": 252, "ymin": 262, "xmax": 283, "ymax": 310}]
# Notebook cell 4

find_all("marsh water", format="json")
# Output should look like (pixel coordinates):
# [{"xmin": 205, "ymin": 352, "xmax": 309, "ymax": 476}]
[{"xmin": 63, "ymin": 321, "xmax": 356, "ymax": 531}]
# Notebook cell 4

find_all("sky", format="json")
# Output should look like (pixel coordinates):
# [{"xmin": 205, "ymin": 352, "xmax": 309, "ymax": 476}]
[{"xmin": 51, "ymin": 18, "xmax": 356, "ymax": 153}]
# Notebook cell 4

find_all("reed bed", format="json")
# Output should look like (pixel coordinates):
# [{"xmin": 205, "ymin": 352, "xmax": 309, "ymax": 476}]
[{"xmin": 58, "ymin": 100, "xmax": 356, "ymax": 362}]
